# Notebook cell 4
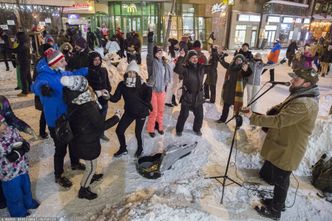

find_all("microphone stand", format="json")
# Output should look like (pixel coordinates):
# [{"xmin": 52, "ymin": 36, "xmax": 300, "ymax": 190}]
[
  {"xmin": 225, "ymin": 83, "xmax": 276, "ymax": 124},
  {"xmin": 205, "ymin": 83, "xmax": 276, "ymax": 204}
]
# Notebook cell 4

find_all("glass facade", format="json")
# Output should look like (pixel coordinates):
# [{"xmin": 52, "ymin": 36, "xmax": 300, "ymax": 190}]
[{"xmin": 90, "ymin": 1, "xmax": 212, "ymax": 46}]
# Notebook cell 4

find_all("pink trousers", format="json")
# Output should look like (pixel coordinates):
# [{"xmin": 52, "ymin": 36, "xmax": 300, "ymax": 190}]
[{"xmin": 147, "ymin": 91, "xmax": 165, "ymax": 133}]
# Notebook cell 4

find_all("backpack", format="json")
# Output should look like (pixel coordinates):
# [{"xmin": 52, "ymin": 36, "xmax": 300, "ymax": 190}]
[{"xmin": 311, "ymin": 154, "xmax": 332, "ymax": 193}]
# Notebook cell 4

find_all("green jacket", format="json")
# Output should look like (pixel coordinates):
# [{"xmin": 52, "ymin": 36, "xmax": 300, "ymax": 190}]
[{"xmin": 250, "ymin": 88, "xmax": 319, "ymax": 171}]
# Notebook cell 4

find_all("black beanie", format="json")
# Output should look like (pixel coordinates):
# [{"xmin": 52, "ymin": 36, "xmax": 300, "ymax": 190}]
[
  {"xmin": 193, "ymin": 40, "xmax": 201, "ymax": 48},
  {"xmin": 186, "ymin": 50, "xmax": 198, "ymax": 61}
]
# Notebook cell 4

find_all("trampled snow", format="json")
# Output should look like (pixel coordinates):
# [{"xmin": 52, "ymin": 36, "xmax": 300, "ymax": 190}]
[{"xmin": 0, "ymin": 50, "xmax": 331, "ymax": 220}]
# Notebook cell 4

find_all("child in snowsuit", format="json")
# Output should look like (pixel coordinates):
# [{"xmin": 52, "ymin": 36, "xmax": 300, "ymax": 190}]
[
  {"xmin": 0, "ymin": 115, "xmax": 39, "ymax": 217},
  {"xmin": 110, "ymin": 61, "xmax": 152, "ymax": 158}
]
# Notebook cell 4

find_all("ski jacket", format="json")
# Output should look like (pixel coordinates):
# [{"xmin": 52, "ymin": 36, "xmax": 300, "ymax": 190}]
[{"xmin": 31, "ymin": 58, "xmax": 88, "ymax": 127}]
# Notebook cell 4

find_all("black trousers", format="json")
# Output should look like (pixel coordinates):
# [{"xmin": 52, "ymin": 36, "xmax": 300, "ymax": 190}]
[
  {"xmin": 20, "ymin": 62, "xmax": 32, "ymax": 94},
  {"xmin": 39, "ymin": 111, "xmax": 47, "ymax": 136},
  {"xmin": 0, "ymin": 46, "xmax": 9, "ymax": 70},
  {"xmin": 259, "ymin": 160, "xmax": 292, "ymax": 211},
  {"xmin": 49, "ymin": 127, "xmax": 79, "ymax": 177},
  {"xmin": 176, "ymin": 104, "xmax": 203, "ymax": 133},
  {"xmin": 204, "ymin": 84, "xmax": 216, "ymax": 103},
  {"xmin": 269, "ymin": 69, "xmax": 275, "ymax": 82},
  {"xmin": 116, "ymin": 112, "xmax": 146, "ymax": 150},
  {"xmin": 219, "ymin": 103, "xmax": 231, "ymax": 122}
]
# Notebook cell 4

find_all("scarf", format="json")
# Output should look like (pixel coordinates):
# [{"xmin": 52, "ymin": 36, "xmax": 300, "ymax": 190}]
[{"xmin": 234, "ymin": 73, "xmax": 244, "ymax": 114}]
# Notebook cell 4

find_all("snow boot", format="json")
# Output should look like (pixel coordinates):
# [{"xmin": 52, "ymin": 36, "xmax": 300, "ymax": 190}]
[
  {"xmin": 114, "ymin": 148, "xmax": 128, "ymax": 158},
  {"xmin": 78, "ymin": 187, "xmax": 97, "ymax": 200},
  {"xmin": 261, "ymin": 198, "xmax": 285, "ymax": 212},
  {"xmin": 255, "ymin": 205, "xmax": 281, "ymax": 220},
  {"xmin": 55, "ymin": 176, "xmax": 72, "ymax": 188},
  {"xmin": 149, "ymin": 132, "xmax": 156, "ymax": 138},
  {"xmin": 172, "ymin": 95, "xmax": 178, "ymax": 106},
  {"xmin": 135, "ymin": 147, "xmax": 143, "ymax": 158},
  {"xmin": 90, "ymin": 173, "xmax": 104, "ymax": 184},
  {"xmin": 71, "ymin": 162, "xmax": 86, "ymax": 171},
  {"xmin": 194, "ymin": 130, "xmax": 202, "ymax": 136}
]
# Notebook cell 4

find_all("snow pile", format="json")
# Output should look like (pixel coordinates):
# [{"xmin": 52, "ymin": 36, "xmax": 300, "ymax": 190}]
[{"xmin": 296, "ymin": 116, "xmax": 332, "ymax": 176}]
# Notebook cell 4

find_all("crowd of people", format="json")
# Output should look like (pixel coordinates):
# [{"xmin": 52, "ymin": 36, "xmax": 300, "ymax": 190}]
[{"xmin": 0, "ymin": 24, "xmax": 331, "ymax": 219}]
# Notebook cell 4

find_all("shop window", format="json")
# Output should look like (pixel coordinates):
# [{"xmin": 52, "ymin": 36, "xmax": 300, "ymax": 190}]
[
  {"xmin": 238, "ymin": 14, "xmax": 260, "ymax": 22},
  {"xmin": 283, "ymin": 17, "xmax": 294, "ymax": 23},
  {"xmin": 183, "ymin": 4, "xmax": 195, "ymax": 14},
  {"xmin": 196, "ymin": 17, "xmax": 205, "ymax": 41},
  {"xmin": 295, "ymin": 18, "xmax": 302, "ymax": 24},
  {"xmin": 265, "ymin": 25, "xmax": 277, "ymax": 31},
  {"xmin": 235, "ymin": 25, "xmax": 246, "ymax": 45},
  {"xmin": 267, "ymin": 16, "xmax": 280, "ymax": 23},
  {"xmin": 303, "ymin": 18, "xmax": 310, "ymax": 24}
]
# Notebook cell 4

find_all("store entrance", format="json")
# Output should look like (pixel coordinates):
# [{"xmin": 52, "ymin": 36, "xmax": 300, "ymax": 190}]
[
  {"xmin": 265, "ymin": 30, "xmax": 276, "ymax": 47},
  {"xmin": 123, "ymin": 16, "xmax": 141, "ymax": 33}
]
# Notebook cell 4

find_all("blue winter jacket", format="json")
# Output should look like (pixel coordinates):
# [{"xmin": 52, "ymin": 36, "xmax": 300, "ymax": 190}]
[{"xmin": 31, "ymin": 58, "xmax": 88, "ymax": 128}]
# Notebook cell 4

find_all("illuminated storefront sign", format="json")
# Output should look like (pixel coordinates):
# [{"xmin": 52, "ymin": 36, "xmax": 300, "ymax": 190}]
[
  {"xmin": 122, "ymin": 4, "xmax": 137, "ymax": 13},
  {"xmin": 211, "ymin": 3, "xmax": 226, "ymax": 14}
]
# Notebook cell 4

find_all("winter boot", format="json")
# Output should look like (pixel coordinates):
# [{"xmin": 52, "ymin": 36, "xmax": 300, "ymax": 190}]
[
  {"xmin": 216, "ymin": 115, "xmax": 226, "ymax": 123},
  {"xmin": 114, "ymin": 148, "xmax": 128, "ymax": 158},
  {"xmin": 78, "ymin": 187, "xmax": 97, "ymax": 200},
  {"xmin": 172, "ymin": 95, "xmax": 178, "ymax": 106},
  {"xmin": 135, "ymin": 147, "xmax": 143, "ymax": 158},
  {"xmin": 39, "ymin": 132, "xmax": 49, "ymax": 139},
  {"xmin": 71, "ymin": 162, "xmax": 86, "ymax": 171},
  {"xmin": 255, "ymin": 205, "xmax": 281, "ymax": 220},
  {"xmin": 176, "ymin": 131, "xmax": 182, "ymax": 137},
  {"xmin": 261, "ymin": 198, "xmax": 285, "ymax": 212},
  {"xmin": 55, "ymin": 176, "xmax": 72, "ymax": 188},
  {"xmin": 90, "ymin": 173, "xmax": 104, "ymax": 184},
  {"xmin": 149, "ymin": 132, "xmax": 156, "ymax": 138},
  {"xmin": 194, "ymin": 130, "xmax": 202, "ymax": 136}
]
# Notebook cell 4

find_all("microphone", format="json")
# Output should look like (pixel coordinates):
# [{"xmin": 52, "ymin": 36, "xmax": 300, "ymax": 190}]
[{"xmin": 268, "ymin": 81, "xmax": 291, "ymax": 86}]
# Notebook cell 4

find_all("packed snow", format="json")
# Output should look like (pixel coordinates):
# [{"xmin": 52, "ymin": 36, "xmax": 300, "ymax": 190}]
[{"xmin": 0, "ymin": 49, "xmax": 331, "ymax": 220}]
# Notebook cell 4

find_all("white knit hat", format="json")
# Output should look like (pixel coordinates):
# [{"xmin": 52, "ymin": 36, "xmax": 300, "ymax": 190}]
[
  {"xmin": 60, "ymin": 76, "xmax": 88, "ymax": 92},
  {"xmin": 126, "ymin": 61, "xmax": 140, "ymax": 75}
]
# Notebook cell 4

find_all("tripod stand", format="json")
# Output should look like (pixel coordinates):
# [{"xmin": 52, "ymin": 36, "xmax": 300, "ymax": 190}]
[{"xmin": 206, "ymin": 83, "xmax": 277, "ymax": 204}]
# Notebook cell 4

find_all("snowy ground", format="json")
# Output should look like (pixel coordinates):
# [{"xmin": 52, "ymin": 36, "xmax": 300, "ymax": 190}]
[{"xmin": 0, "ymin": 49, "xmax": 331, "ymax": 220}]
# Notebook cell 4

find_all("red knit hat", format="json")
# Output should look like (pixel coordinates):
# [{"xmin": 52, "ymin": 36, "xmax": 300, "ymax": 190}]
[{"xmin": 44, "ymin": 48, "xmax": 64, "ymax": 67}]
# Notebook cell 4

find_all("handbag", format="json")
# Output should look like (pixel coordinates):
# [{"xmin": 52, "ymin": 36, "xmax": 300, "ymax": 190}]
[{"xmin": 55, "ymin": 114, "xmax": 73, "ymax": 145}]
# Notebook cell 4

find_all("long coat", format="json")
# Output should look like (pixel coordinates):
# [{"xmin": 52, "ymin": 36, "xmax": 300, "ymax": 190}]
[
  {"xmin": 220, "ymin": 59, "xmax": 251, "ymax": 105},
  {"xmin": 250, "ymin": 88, "xmax": 319, "ymax": 171}
]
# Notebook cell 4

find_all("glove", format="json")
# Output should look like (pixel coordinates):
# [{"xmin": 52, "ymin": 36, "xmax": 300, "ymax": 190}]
[
  {"xmin": 148, "ymin": 31, "xmax": 154, "ymax": 43},
  {"xmin": 102, "ymin": 90, "xmax": 110, "ymax": 100},
  {"xmin": 40, "ymin": 85, "xmax": 53, "ymax": 97},
  {"xmin": 25, "ymin": 127, "xmax": 38, "ymax": 140},
  {"xmin": 115, "ymin": 109, "xmax": 122, "ymax": 119},
  {"xmin": 5, "ymin": 140, "xmax": 30, "ymax": 163}
]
